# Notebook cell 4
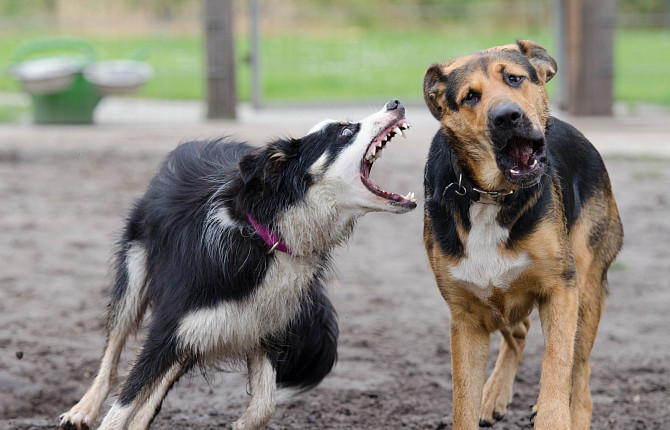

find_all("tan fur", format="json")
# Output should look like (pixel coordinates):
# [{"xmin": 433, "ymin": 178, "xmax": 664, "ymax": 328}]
[
  {"xmin": 423, "ymin": 41, "xmax": 622, "ymax": 430},
  {"xmin": 425, "ymin": 41, "xmax": 555, "ymax": 193}
]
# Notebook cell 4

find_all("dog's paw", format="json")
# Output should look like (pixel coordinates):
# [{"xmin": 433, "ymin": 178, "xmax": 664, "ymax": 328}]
[
  {"xmin": 59, "ymin": 409, "xmax": 94, "ymax": 430},
  {"xmin": 479, "ymin": 410, "xmax": 506, "ymax": 427},
  {"xmin": 479, "ymin": 379, "xmax": 513, "ymax": 426}
]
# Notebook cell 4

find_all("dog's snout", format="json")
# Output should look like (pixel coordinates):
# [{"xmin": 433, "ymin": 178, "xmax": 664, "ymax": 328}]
[
  {"xmin": 385, "ymin": 99, "xmax": 404, "ymax": 112},
  {"xmin": 489, "ymin": 103, "xmax": 523, "ymax": 129}
]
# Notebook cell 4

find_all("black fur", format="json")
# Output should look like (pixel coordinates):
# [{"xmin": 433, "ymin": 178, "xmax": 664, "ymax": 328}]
[
  {"xmin": 60, "ymin": 101, "xmax": 416, "ymax": 430},
  {"xmin": 110, "ymin": 133, "xmax": 352, "ymax": 407},
  {"xmin": 263, "ymin": 279, "xmax": 339, "ymax": 392}
]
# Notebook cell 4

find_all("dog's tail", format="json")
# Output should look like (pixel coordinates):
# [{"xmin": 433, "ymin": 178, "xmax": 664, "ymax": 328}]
[{"xmin": 264, "ymin": 278, "xmax": 338, "ymax": 396}]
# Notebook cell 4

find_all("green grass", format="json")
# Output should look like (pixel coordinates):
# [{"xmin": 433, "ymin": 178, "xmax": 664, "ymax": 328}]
[
  {"xmin": 260, "ymin": 27, "xmax": 554, "ymax": 102},
  {"xmin": 0, "ymin": 27, "xmax": 668, "ymax": 106},
  {"xmin": 615, "ymin": 29, "xmax": 670, "ymax": 105}
]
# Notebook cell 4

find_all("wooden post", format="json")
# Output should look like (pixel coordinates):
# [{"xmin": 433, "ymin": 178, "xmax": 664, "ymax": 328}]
[
  {"xmin": 250, "ymin": 0, "xmax": 262, "ymax": 109},
  {"xmin": 557, "ymin": 0, "xmax": 615, "ymax": 116},
  {"xmin": 204, "ymin": 0, "xmax": 237, "ymax": 119}
]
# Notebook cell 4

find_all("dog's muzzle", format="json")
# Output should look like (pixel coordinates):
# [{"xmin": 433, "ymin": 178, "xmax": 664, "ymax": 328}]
[{"xmin": 488, "ymin": 103, "xmax": 547, "ymax": 187}]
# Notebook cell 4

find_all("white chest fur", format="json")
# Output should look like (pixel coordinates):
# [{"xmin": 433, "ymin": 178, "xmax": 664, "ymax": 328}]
[
  {"xmin": 176, "ymin": 253, "xmax": 317, "ymax": 359},
  {"xmin": 448, "ymin": 203, "xmax": 531, "ymax": 300}
]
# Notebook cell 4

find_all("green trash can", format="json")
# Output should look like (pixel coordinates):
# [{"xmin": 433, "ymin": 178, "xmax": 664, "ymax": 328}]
[
  {"xmin": 30, "ymin": 72, "xmax": 103, "ymax": 124},
  {"xmin": 9, "ymin": 38, "xmax": 102, "ymax": 124}
]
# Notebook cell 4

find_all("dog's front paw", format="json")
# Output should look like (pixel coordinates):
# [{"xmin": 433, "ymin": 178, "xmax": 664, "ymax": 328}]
[{"xmin": 59, "ymin": 408, "xmax": 95, "ymax": 430}]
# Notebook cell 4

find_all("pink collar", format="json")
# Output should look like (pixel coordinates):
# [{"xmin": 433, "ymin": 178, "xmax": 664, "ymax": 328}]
[{"xmin": 247, "ymin": 213, "xmax": 293, "ymax": 255}]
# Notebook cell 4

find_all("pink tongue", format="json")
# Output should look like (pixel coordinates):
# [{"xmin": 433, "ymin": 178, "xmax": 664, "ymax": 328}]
[{"xmin": 513, "ymin": 144, "xmax": 532, "ymax": 167}]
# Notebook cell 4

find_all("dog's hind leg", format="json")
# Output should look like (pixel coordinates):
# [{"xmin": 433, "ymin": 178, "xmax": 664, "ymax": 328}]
[
  {"xmin": 233, "ymin": 348, "xmax": 277, "ymax": 430},
  {"xmin": 569, "ymin": 200, "xmax": 622, "ymax": 430},
  {"xmin": 60, "ymin": 243, "xmax": 150, "ymax": 430},
  {"xmin": 479, "ymin": 317, "xmax": 531, "ymax": 427}
]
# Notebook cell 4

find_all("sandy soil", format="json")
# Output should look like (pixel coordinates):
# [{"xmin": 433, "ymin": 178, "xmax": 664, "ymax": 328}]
[{"xmin": 0, "ymin": 112, "xmax": 668, "ymax": 429}]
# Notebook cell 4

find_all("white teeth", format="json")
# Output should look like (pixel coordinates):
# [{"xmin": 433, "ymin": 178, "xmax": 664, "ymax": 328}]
[
  {"xmin": 510, "ymin": 160, "xmax": 538, "ymax": 174},
  {"xmin": 366, "ymin": 121, "xmax": 412, "ymax": 165},
  {"xmin": 404, "ymin": 191, "xmax": 416, "ymax": 202},
  {"xmin": 366, "ymin": 147, "xmax": 381, "ymax": 163}
]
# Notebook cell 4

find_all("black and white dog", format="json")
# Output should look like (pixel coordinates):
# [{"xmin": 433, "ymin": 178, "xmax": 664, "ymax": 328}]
[{"xmin": 59, "ymin": 100, "xmax": 416, "ymax": 430}]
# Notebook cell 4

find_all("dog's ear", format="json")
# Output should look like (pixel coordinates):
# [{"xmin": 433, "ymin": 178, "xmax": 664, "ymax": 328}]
[
  {"xmin": 239, "ymin": 147, "xmax": 287, "ymax": 184},
  {"xmin": 516, "ymin": 40, "xmax": 557, "ymax": 84},
  {"xmin": 239, "ymin": 150, "xmax": 264, "ymax": 184},
  {"xmin": 423, "ymin": 64, "xmax": 448, "ymax": 120},
  {"xmin": 239, "ymin": 140, "xmax": 297, "ymax": 185}
]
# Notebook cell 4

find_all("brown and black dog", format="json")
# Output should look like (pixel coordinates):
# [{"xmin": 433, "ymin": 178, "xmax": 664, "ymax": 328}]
[{"xmin": 422, "ymin": 41, "xmax": 623, "ymax": 429}]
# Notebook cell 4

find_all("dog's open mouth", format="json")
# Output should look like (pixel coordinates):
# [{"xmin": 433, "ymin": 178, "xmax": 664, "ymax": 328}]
[
  {"xmin": 505, "ymin": 136, "xmax": 544, "ymax": 175},
  {"xmin": 360, "ymin": 119, "xmax": 417, "ymax": 209},
  {"xmin": 499, "ymin": 133, "xmax": 547, "ymax": 185}
]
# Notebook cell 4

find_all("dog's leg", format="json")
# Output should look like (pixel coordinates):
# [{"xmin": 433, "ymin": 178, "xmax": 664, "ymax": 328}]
[
  {"xmin": 97, "ymin": 310, "xmax": 187, "ymax": 430},
  {"xmin": 59, "ymin": 332, "xmax": 127, "ymax": 430},
  {"xmin": 126, "ymin": 360, "xmax": 187, "ymax": 430},
  {"xmin": 479, "ymin": 317, "xmax": 531, "ymax": 426},
  {"xmin": 233, "ymin": 348, "xmax": 277, "ymax": 430},
  {"xmin": 569, "ymin": 270, "xmax": 606, "ymax": 430},
  {"xmin": 98, "ymin": 361, "xmax": 184, "ymax": 430},
  {"xmin": 450, "ymin": 321, "xmax": 491, "ymax": 430},
  {"xmin": 60, "ymin": 244, "xmax": 149, "ymax": 430},
  {"xmin": 535, "ymin": 284, "xmax": 578, "ymax": 430},
  {"xmin": 127, "ymin": 358, "xmax": 188, "ymax": 430}
]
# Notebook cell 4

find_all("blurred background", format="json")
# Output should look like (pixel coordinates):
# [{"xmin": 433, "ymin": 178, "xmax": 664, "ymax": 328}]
[
  {"xmin": 0, "ymin": 0, "xmax": 669, "ymax": 124},
  {"xmin": 2, "ymin": 3, "xmax": 670, "ymax": 428}
]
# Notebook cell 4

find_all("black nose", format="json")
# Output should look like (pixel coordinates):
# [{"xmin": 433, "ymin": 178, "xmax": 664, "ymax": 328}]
[
  {"xmin": 385, "ymin": 99, "xmax": 403, "ymax": 111},
  {"xmin": 489, "ymin": 103, "xmax": 523, "ymax": 129}
]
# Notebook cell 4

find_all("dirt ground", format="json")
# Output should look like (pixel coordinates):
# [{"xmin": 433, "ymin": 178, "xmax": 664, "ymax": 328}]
[{"xmin": 0, "ymin": 105, "xmax": 668, "ymax": 429}]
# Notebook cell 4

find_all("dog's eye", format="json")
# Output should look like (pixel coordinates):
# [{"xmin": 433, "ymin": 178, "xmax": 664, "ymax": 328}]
[
  {"xmin": 463, "ymin": 90, "xmax": 480, "ymax": 106},
  {"xmin": 341, "ymin": 127, "xmax": 354, "ymax": 137},
  {"xmin": 507, "ymin": 74, "xmax": 525, "ymax": 87}
]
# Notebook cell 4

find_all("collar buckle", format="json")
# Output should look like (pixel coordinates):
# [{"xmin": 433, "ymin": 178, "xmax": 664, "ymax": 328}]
[{"xmin": 472, "ymin": 186, "xmax": 515, "ymax": 203}]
